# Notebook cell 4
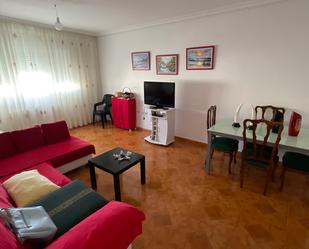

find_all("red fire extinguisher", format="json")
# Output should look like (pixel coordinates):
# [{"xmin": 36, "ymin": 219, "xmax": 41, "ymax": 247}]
[{"xmin": 288, "ymin": 112, "xmax": 302, "ymax": 136}]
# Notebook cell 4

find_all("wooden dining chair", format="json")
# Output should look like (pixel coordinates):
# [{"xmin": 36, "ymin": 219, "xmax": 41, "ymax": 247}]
[
  {"xmin": 253, "ymin": 105, "xmax": 285, "ymax": 175},
  {"xmin": 255, "ymin": 105, "xmax": 285, "ymax": 122},
  {"xmin": 240, "ymin": 119, "xmax": 283, "ymax": 195},
  {"xmin": 207, "ymin": 105, "xmax": 239, "ymax": 174},
  {"xmin": 280, "ymin": 152, "xmax": 309, "ymax": 191}
]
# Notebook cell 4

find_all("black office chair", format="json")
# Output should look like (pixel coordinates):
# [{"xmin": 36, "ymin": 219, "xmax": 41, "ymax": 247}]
[{"xmin": 92, "ymin": 94, "xmax": 114, "ymax": 128}]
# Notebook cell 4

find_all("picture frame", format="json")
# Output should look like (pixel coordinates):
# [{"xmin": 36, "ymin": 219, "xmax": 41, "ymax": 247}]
[
  {"xmin": 131, "ymin": 51, "xmax": 151, "ymax": 70},
  {"xmin": 186, "ymin": 45, "xmax": 215, "ymax": 70},
  {"xmin": 156, "ymin": 54, "xmax": 179, "ymax": 75}
]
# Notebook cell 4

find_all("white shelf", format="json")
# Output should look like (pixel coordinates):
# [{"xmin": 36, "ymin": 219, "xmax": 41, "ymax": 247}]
[
  {"xmin": 144, "ymin": 135, "xmax": 173, "ymax": 146},
  {"xmin": 144, "ymin": 107, "xmax": 175, "ymax": 146}
]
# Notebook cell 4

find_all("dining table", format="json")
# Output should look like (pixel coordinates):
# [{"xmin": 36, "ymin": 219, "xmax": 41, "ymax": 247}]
[{"xmin": 205, "ymin": 119, "xmax": 309, "ymax": 174}]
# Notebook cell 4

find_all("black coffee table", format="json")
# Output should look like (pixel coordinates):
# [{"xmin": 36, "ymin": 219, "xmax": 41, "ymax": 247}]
[{"xmin": 88, "ymin": 147, "xmax": 146, "ymax": 201}]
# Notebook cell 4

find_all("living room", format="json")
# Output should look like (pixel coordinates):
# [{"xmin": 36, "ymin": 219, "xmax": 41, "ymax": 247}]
[{"xmin": 1, "ymin": 0, "xmax": 309, "ymax": 249}]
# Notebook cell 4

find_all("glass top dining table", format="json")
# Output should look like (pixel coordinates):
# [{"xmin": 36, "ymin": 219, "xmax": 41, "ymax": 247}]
[{"xmin": 205, "ymin": 119, "xmax": 309, "ymax": 174}]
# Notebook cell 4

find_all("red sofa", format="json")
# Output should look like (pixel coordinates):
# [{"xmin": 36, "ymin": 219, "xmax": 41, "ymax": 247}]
[
  {"xmin": 0, "ymin": 121, "xmax": 145, "ymax": 249},
  {"xmin": 0, "ymin": 121, "xmax": 95, "ymax": 177}
]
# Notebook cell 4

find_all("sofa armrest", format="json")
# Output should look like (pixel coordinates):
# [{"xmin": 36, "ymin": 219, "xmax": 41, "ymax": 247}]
[{"xmin": 45, "ymin": 201, "xmax": 145, "ymax": 249}]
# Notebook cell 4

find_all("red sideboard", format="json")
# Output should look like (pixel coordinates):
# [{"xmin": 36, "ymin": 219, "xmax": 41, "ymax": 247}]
[{"xmin": 112, "ymin": 98, "xmax": 136, "ymax": 131}]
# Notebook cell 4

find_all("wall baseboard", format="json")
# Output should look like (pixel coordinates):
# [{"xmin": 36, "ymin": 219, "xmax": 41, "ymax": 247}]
[
  {"xmin": 175, "ymin": 136, "xmax": 206, "ymax": 146},
  {"xmin": 137, "ymin": 126, "xmax": 206, "ymax": 146}
]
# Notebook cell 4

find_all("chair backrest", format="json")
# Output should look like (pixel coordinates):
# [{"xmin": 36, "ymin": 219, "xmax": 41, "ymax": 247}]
[
  {"xmin": 255, "ymin": 105, "xmax": 285, "ymax": 122},
  {"xmin": 242, "ymin": 119, "xmax": 283, "ymax": 165},
  {"xmin": 102, "ymin": 94, "xmax": 114, "ymax": 107},
  {"xmin": 207, "ymin": 105, "xmax": 217, "ymax": 129}
]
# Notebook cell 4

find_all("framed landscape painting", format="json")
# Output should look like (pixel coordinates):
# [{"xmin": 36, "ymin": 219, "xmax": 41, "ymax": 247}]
[
  {"xmin": 186, "ymin": 45, "xmax": 215, "ymax": 70},
  {"xmin": 156, "ymin": 54, "xmax": 178, "ymax": 75},
  {"xmin": 131, "ymin": 51, "xmax": 150, "ymax": 70}
]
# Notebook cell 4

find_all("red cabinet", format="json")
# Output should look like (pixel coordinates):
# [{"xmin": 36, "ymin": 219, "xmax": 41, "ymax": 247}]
[{"xmin": 112, "ymin": 98, "xmax": 136, "ymax": 130}]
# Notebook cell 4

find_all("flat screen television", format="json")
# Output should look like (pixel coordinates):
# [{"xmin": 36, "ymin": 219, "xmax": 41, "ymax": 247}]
[{"xmin": 144, "ymin": 81, "xmax": 175, "ymax": 108}]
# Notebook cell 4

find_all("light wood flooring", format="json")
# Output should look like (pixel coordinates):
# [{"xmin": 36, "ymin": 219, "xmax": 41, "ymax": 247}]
[{"xmin": 67, "ymin": 123, "xmax": 309, "ymax": 249}]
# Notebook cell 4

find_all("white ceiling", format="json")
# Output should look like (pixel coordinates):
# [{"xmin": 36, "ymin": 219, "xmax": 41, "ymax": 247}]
[{"xmin": 0, "ymin": 0, "xmax": 284, "ymax": 35}]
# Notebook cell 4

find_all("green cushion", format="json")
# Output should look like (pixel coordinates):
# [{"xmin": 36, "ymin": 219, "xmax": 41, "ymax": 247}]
[
  {"xmin": 244, "ymin": 144, "xmax": 278, "ymax": 168},
  {"xmin": 246, "ymin": 159, "xmax": 269, "ymax": 168},
  {"xmin": 246, "ymin": 142, "xmax": 273, "ymax": 152},
  {"xmin": 212, "ymin": 137, "xmax": 238, "ymax": 152},
  {"xmin": 283, "ymin": 152, "xmax": 309, "ymax": 172},
  {"xmin": 27, "ymin": 180, "xmax": 108, "ymax": 238}
]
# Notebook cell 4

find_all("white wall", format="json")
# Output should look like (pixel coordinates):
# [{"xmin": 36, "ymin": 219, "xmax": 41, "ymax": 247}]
[{"xmin": 98, "ymin": 0, "xmax": 309, "ymax": 143}]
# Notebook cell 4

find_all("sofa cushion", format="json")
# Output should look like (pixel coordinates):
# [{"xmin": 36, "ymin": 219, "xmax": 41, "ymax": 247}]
[
  {"xmin": 0, "ymin": 137, "xmax": 95, "ymax": 178},
  {"xmin": 41, "ymin": 121, "xmax": 70, "ymax": 145},
  {"xmin": 10, "ymin": 126, "xmax": 45, "ymax": 153},
  {"xmin": 2, "ymin": 170, "xmax": 60, "ymax": 207},
  {"xmin": 0, "ymin": 220, "xmax": 30, "ymax": 249},
  {"xmin": 28, "ymin": 180, "xmax": 108, "ymax": 239},
  {"xmin": 47, "ymin": 136, "xmax": 95, "ymax": 167},
  {"xmin": 44, "ymin": 201, "xmax": 145, "ymax": 249},
  {"xmin": 0, "ymin": 221, "xmax": 21, "ymax": 249},
  {"xmin": 0, "ymin": 166, "xmax": 68, "ymax": 249},
  {"xmin": 32, "ymin": 163, "xmax": 71, "ymax": 187},
  {"xmin": 0, "ymin": 185, "xmax": 13, "ymax": 208},
  {"xmin": 0, "ymin": 163, "xmax": 71, "ymax": 187},
  {"xmin": 0, "ymin": 132, "xmax": 16, "ymax": 160}
]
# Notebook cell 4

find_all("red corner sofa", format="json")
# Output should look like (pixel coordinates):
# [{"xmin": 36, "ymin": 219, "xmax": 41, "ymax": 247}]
[
  {"xmin": 0, "ymin": 120, "xmax": 95, "ymax": 176},
  {"xmin": 0, "ymin": 121, "xmax": 145, "ymax": 249}
]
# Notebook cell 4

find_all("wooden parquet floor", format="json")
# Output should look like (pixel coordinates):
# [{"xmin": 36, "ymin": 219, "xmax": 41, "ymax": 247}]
[{"xmin": 68, "ymin": 124, "xmax": 309, "ymax": 249}]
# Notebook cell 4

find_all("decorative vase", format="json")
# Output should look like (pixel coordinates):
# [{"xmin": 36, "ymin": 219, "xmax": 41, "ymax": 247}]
[
  {"xmin": 232, "ymin": 104, "xmax": 242, "ymax": 128},
  {"xmin": 288, "ymin": 111, "xmax": 302, "ymax": 136}
]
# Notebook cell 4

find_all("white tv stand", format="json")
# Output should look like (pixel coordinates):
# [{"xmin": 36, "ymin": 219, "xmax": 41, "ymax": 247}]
[{"xmin": 144, "ymin": 107, "xmax": 175, "ymax": 146}]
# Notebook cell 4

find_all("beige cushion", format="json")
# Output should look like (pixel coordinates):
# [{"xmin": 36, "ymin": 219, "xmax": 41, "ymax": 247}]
[{"xmin": 2, "ymin": 170, "xmax": 60, "ymax": 207}]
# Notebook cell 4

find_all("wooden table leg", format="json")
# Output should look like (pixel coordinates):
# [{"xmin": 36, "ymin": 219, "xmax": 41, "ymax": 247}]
[
  {"xmin": 89, "ymin": 164, "xmax": 97, "ymax": 190},
  {"xmin": 205, "ymin": 131, "xmax": 213, "ymax": 175},
  {"xmin": 140, "ymin": 157, "xmax": 146, "ymax": 184},
  {"xmin": 113, "ymin": 174, "xmax": 121, "ymax": 201}
]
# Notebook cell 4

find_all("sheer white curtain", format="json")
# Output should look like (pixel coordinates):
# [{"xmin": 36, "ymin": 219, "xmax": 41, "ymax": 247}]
[{"xmin": 0, "ymin": 20, "xmax": 101, "ymax": 131}]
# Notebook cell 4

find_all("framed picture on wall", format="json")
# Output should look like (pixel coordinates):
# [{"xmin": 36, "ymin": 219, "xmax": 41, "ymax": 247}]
[
  {"xmin": 186, "ymin": 45, "xmax": 215, "ymax": 70},
  {"xmin": 131, "ymin": 51, "xmax": 151, "ymax": 70},
  {"xmin": 156, "ymin": 54, "xmax": 179, "ymax": 75}
]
